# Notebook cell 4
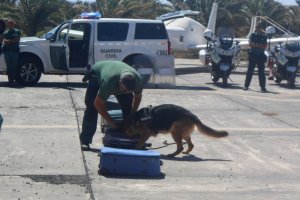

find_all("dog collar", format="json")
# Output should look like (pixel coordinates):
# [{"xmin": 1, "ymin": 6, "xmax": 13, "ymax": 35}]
[{"xmin": 139, "ymin": 105, "xmax": 153, "ymax": 122}]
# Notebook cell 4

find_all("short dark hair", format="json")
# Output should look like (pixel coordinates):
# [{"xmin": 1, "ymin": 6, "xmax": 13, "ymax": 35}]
[
  {"xmin": 120, "ymin": 72, "xmax": 136, "ymax": 91},
  {"xmin": 256, "ymin": 23, "xmax": 264, "ymax": 30}
]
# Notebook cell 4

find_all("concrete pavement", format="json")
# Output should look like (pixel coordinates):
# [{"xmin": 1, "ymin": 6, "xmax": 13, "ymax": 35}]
[{"xmin": 0, "ymin": 59, "xmax": 300, "ymax": 200}]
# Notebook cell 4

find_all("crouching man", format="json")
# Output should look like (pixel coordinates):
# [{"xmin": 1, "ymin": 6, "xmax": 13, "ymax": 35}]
[{"xmin": 80, "ymin": 60, "xmax": 143, "ymax": 150}]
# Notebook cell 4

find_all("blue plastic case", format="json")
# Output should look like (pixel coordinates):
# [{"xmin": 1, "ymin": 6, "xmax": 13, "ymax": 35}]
[{"xmin": 99, "ymin": 147, "xmax": 161, "ymax": 177}]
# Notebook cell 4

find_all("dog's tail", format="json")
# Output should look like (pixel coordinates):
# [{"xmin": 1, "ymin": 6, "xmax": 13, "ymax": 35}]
[{"xmin": 192, "ymin": 115, "xmax": 228, "ymax": 138}]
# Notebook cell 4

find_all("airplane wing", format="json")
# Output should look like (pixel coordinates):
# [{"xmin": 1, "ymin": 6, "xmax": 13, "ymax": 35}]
[
  {"xmin": 187, "ymin": 44, "xmax": 207, "ymax": 50},
  {"xmin": 157, "ymin": 10, "xmax": 200, "ymax": 21},
  {"xmin": 235, "ymin": 36, "xmax": 300, "ymax": 50}
]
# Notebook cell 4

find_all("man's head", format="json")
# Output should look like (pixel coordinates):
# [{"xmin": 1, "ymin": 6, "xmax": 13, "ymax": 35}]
[
  {"xmin": 255, "ymin": 23, "xmax": 265, "ymax": 33},
  {"xmin": 119, "ymin": 72, "xmax": 136, "ymax": 93},
  {"xmin": 7, "ymin": 19, "xmax": 16, "ymax": 30}
]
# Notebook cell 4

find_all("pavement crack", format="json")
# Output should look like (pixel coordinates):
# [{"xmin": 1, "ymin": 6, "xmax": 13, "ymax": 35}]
[{"xmin": 66, "ymin": 75, "xmax": 95, "ymax": 200}]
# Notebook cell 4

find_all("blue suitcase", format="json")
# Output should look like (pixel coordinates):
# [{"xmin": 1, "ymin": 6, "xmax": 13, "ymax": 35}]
[
  {"xmin": 102, "ymin": 130, "xmax": 140, "ymax": 149},
  {"xmin": 101, "ymin": 109, "xmax": 123, "ymax": 133},
  {"xmin": 98, "ymin": 147, "xmax": 162, "ymax": 177}
]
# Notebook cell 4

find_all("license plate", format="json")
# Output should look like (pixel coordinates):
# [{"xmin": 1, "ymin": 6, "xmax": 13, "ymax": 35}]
[
  {"xmin": 220, "ymin": 63, "xmax": 229, "ymax": 71},
  {"xmin": 277, "ymin": 54, "xmax": 288, "ymax": 65},
  {"xmin": 287, "ymin": 66, "xmax": 297, "ymax": 72},
  {"xmin": 210, "ymin": 51, "xmax": 221, "ymax": 64}
]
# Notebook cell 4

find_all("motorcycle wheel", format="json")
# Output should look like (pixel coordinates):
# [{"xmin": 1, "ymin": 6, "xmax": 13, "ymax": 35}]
[
  {"xmin": 220, "ymin": 71, "xmax": 228, "ymax": 87},
  {"xmin": 287, "ymin": 72, "xmax": 296, "ymax": 89},
  {"xmin": 274, "ymin": 76, "xmax": 282, "ymax": 84},
  {"xmin": 211, "ymin": 75, "xmax": 219, "ymax": 83}
]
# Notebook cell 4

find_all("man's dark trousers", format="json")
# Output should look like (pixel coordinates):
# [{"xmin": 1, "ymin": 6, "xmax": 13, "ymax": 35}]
[
  {"xmin": 244, "ymin": 53, "xmax": 266, "ymax": 89},
  {"xmin": 80, "ymin": 77, "xmax": 133, "ymax": 145},
  {"xmin": 4, "ymin": 51, "xmax": 19, "ymax": 83}
]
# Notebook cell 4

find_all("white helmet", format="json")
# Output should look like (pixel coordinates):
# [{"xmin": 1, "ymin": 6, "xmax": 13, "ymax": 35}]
[
  {"xmin": 204, "ymin": 29, "xmax": 213, "ymax": 41},
  {"xmin": 266, "ymin": 26, "xmax": 276, "ymax": 36}
]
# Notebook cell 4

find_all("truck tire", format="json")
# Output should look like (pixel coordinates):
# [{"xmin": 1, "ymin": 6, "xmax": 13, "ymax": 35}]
[
  {"xmin": 16, "ymin": 56, "xmax": 42, "ymax": 86},
  {"xmin": 126, "ymin": 55, "xmax": 153, "ymax": 85}
]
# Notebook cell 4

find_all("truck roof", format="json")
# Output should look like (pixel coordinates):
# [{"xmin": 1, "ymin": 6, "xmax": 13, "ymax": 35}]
[{"xmin": 71, "ymin": 18, "xmax": 164, "ymax": 24}]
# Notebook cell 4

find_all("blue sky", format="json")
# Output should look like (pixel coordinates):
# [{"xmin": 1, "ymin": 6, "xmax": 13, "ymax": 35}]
[{"xmin": 276, "ymin": 0, "xmax": 297, "ymax": 5}]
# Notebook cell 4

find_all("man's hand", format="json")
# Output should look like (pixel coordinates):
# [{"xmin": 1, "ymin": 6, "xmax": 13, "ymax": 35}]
[
  {"xmin": 131, "ymin": 93, "xmax": 142, "ymax": 112},
  {"xmin": 107, "ymin": 120, "xmax": 119, "ymax": 129},
  {"xmin": 250, "ymin": 43, "xmax": 267, "ymax": 49},
  {"xmin": 3, "ymin": 37, "xmax": 19, "ymax": 45},
  {"xmin": 94, "ymin": 96, "xmax": 119, "ymax": 129}
]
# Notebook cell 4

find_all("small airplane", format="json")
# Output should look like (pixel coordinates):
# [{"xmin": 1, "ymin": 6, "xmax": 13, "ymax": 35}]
[
  {"xmin": 158, "ymin": 2, "xmax": 218, "ymax": 53},
  {"xmin": 160, "ymin": 2, "xmax": 300, "ymax": 64}
]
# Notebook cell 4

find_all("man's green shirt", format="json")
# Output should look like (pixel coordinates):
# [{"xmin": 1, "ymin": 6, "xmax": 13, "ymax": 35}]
[
  {"xmin": 2, "ymin": 28, "xmax": 21, "ymax": 52},
  {"xmin": 93, "ymin": 61, "xmax": 143, "ymax": 100}
]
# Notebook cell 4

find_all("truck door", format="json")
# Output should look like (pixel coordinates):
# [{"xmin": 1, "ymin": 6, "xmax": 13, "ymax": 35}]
[
  {"xmin": 68, "ymin": 23, "xmax": 91, "ymax": 70},
  {"xmin": 49, "ymin": 22, "xmax": 70, "ymax": 71},
  {"xmin": 50, "ymin": 21, "xmax": 92, "ymax": 72}
]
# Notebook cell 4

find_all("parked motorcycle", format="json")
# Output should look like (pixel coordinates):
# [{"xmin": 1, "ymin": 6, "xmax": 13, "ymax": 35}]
[
  {"xmin": 268, "ymin": 41, "xmax": 300, "ymax": 88},
  {"xmin": 203, "ymin": 29, "xmax": 240, "ymax": 87}
]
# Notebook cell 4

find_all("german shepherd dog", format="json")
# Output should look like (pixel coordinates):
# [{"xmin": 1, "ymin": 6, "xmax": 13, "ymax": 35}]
[{"xmin": 123, "ymin": 104, "xmax": 228, "ymax": 157}]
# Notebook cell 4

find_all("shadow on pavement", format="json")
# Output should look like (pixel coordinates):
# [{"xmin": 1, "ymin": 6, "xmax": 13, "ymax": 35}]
[
  {"xmin": 149, "ymin": 85, "xmax": 215, "ymax": 91},
  {"xmin": 0, "ymin": 81, "xmax": 87, "ymax": 90},
  {"xmin": 99, "ymin": 173, "xmax": 166, "ymax": 180},
  {"xmin": 35, "ymin": 82, "xmax": 87, "ymax": 89},
  {"xmin": 161, "ymin": 154, "xmax": 232, "ymax": 162},
  {"xmin": 206, "ymin": 82, "xmax": 243, "ymax": 89}
]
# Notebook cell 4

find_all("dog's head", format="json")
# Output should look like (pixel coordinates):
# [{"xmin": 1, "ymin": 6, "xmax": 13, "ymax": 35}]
[
  {"xmin": 123, "ymin": 107, "xmax": 153, "ymax": 137},
  {"xmin": 122, "ymin": 112, "xmax": 143, "ymax": 137}
]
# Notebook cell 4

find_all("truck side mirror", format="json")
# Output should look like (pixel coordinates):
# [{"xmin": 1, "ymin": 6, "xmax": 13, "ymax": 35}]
[{"xmin": 45, "ymin": 32, "xmax": 53, "ymax": 40}]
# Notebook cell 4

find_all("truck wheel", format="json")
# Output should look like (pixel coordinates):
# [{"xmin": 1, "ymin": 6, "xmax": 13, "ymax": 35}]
[
  {"xmin": 16, "ymin": 57, "xmax": 42, "ymax": 86},
  {"xmin": 126, "ymin": 55, "xmax": 153, "ymax": 85}
]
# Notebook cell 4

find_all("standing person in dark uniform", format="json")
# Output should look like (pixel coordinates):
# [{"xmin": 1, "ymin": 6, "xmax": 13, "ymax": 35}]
[
  {"xmin": 2, "ymin": 19, "xmax": 21, "ymax": 87},
  {"xmin": 0, "ymin": 19, "xmax": 6, "ymax": 55},
  {"xmin": 80, "ymin": 60, "xmax": 143, "ymax": 150},
  {"xmin": 243, "ymin": 23, "xmax": 268, "ymax": 92}
]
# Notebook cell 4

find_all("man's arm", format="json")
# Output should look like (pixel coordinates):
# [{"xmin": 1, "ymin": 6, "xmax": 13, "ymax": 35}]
[
  {"xmin": 93, "ymin": 96, "xmax": 119, "ymax": 129},
  {"xmin": 250, "ymin": 43, "xmax": 267, "ymax": 49},
  {"xmin": 131, "ymin": 93, "xmax": 142, "ymax": 112},
  {"xmin": 3, "ymin": 36, "xmax": 20, "ymax": 45},
  {"xmin": 249, "ymin": 34, "xmax": 267, "ymax": 49}
]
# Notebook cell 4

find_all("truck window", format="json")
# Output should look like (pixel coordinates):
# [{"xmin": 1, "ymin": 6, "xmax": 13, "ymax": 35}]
[
  {"xmin": 58, "ymin": 24, "xmax": 70, "ymax": 42},
  {"xmin": 68, "ymin": 23, "xmax": 91, "ymax": 68},
  {"xmin": 135, "ymin": 23, "xmax": 168, "ymax": 40},
  {"xmin": 97, "ymin": 22, "xmax": 129, "ymax": 41}
]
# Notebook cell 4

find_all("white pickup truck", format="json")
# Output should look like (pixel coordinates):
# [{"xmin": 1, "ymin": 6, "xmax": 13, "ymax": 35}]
[{"xmin": 0, "ymin": 17, "xmax": 174, "ymax": 86}]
